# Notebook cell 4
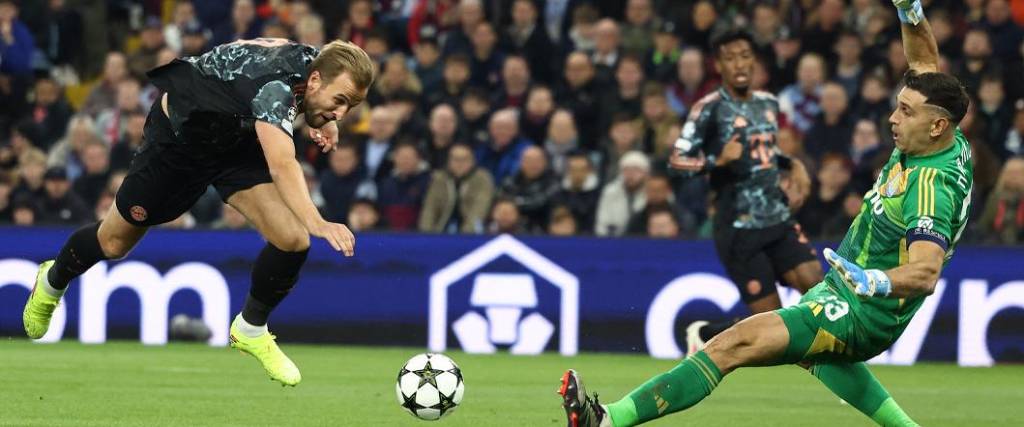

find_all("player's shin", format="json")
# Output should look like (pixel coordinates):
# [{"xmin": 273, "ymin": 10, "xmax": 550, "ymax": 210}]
[
  {"xmin": 605, "ymin": 351, "xmax": 723, "ymax": 427},
  {"xmin": 240, "ymin": 243, "xmax": 310, "ymax": 329},
  {"xmin": 811, "ymin": 362, "xmax": 918, "ymax": 426},
  {"xmin": 48, "ymin": 222, "xmax": 109, "ymax": 291}
]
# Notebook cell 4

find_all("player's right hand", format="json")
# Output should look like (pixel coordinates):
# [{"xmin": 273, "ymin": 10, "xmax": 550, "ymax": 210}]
[
  {"xmin": 668, "ymin": 150, "xmax": 706, "ymax": 171},
  {"xmin": 824, "ymin": 248, "xmax": 892, "ymax": 297},
  {"xmin": 309, "ymin": 220, "xmax": 355, "ymax": 257},
  {"xmin": 892, "ymin": 0, "xmax": 923, "ymax": 25},
  {"xmin": 715, "ymin": 139, "xmax": 743, "ymax": 166}
]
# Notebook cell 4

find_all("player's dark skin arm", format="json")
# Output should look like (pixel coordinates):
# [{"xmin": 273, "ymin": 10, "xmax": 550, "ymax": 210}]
[
  {"xmin": 901, "ymin": 15, "xmax": 939, "ymax": 74},
  {"xmin": 883, "ymin": 240, "xmax": 944, "ymax": 298},
  {"xmin": 256, "ymin": 121, "xmax": 355, "ymax": 256}
]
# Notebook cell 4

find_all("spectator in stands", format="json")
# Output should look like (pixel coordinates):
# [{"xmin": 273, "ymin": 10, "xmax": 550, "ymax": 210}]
[
  {"xmin": 129, "ymin": 17, "xmax": 167, "ymax": 79},
  {"xmin": 95, "ymin": 78, "xmax": 142, "ymax": 145},
  {"xmin": 419, "ymin": 143, "xmax": 494, "ymax": 234},
  {"xmin": 797, "ymin": 153, "xmax": 853, "ymax": 239},
  {"xmin": 521, "ymin": 84, "xmax": 555, "ymax": 145},
  {"xmin": 442, "ymin": 0, "xmax": 484, "ymax": 56},
  {"xmin": 500, "ymin": 145, "xmax": 559, "ymax": 232},
  {"xmin": 488, "ymin": 197, "xmax": 523, "ymax": 234},
  {"xmin": 212, "ymin": 0, "xmax": 262, "ymax": 46},
  {"xmin": 544, "ymin": 109, "xmax": 578, "ymax": 176},
  {"xmin": 181, "ymin": 21, "xmax": 209, "ymax": 57},
  {"xmin": 557, "ymin": 52, "xmax": 601, "ymax": 149},
  {"xmin": 11, "ymin": 193, "xmax": 35, "ymax": 226},
  {"xmin": 12, "ymin": 148, "xmax": 46, "ymax": 201},
  {"xmin": 47, "ymin": 115, "xmax": 97, "ymax": 183},
  {"xmin": 477, "ymin": 108, "xmax": 531, "ymax": 183},
  {"xmin": 627, "ymin": 173, "xmax": 690, "ymax": 236},
  {"xmin": 599, "ymin": 54, "xmax": 645, "ymax": 134},
  {"xmin": 955, "ymin": 28, "xmax": 999, "ymax": 96},
  {"xmin": 547, "ymin": 204, "xmax": 578, "ymax": 236},
  {"xmin": 261, "ymin": 19, "xmax": 290, "ymax": 39},
  {"xmin": 563, "ymin": 2, "xmax": 599, "ymax": 54},
  {"xmin": 24, "ymin": 77, "xmax": 72, "ymax": 151},
  {"xmin": 320, "ymin": 143, "xmax": 374, "ymax": 223},
  {"xmin": 0, "ymin": 0, "xmax": 34, "ymax": 76},
  {"xmin": 852, "ymin": 74, "xmax": 892, "ymax": 125},
  {"xmin": 71, "ymin": 140, "xmax": 110, "ymax": 209},
  {"xmin": 599, "ymin": 113, "xmax": 642, "ymax": 182},
  {"xmin": 81, "ymin": 52, "xmax": 129, "ymax": 117},
  {"xmin": 411, "ymin": 35, "xmax": 443, "ymax": 96},
  {"xmin": 164, "ymin": 0, "xmax": 198, "ymax": 53},
  {"xmin": 363, "ymin": 29, "xmax": 391, "ymax": 64},
  {"xmin": 979, "ymin": 157, "xmax": 1024, "ymax": 244},
  {"xmin": 620, "ymin": 0, "xmax": 654, "ymax": 56},
  {"xmin": 1005, "ymin": 101, "xmax": 1024, "ymax": 158},
  {"xmin": 779, "ymin": 53, "xmax": 826, "ymax": 134},
  {"xmin": 387, "ymin": 90, "xmax": 428, "ymax": 142},
  {"xmin": 805, "ymin": 82, "xmax": 854, "ymax": 158},
  {"xmin": 640, "ymin": 83, "xmax": 677, "ymax": 161},
  {"xmin": 424, "ymin": 103, "xmax": 461, "ymax": 169},
  {"xmin": 803, "ymin": 0, "xmax": 844, "ymax": 61},
  {"xmin": 424, "ymin": 53, "xmax": 470, "ymax": 110},
  {"xmin": 364, "ymin": 106, "xmax": 399, "ymax": 183},
  {"xmin": 647, "ymin": 20, "xmax": 681, "ymax": 83},
  {"xmin": 666, "ymin": 48, "xmax": 715, "ymax": 117},
  {"xmin": 555, "ymin": 151, "xmax": 600, "ymax": 233},
  {"xmin": 347, "ymin": 198, "xmax": 383, "ymax": 232},
  {"xmin": 469, "ymin": 22, "xmax": 504, "ymax": 90},
  {"xmin": 832, "ymin": 32, "xmax": 865, "ymax": 101},
  {"xmin": 682, "ymin": 1, "xmax": 718, "ymax": 53},
  {"xmin": 0, "ymin": 174, "xmax": 12, "ymax": 223},
  {"xmin": 371, "ymin": 53, "xmax": 422, "ymax": 105},
  {"xmin": 503, "ymin": 0, "xmax": 555, "ymax": 84},
  {"xmin": 984, "ymin": 0, "xmax": 1024, "ymax": 60},
  {"xmin": 646, "ymin": 207, "xmax": 681, "ymax": 238},
  {"xmin": 295, "ymin": 14, "xmax": 325, "ymax": 48},
  {"xmin": 848, "ymin": 119, "xmax": 885, "ymax": 193},
  {"xmin": 492, "ymin": 54, "xmax": 531, "ymax": 109},
  {"xmin": 595, "ymin": 150, "xmax": 649, "ymax": 236},
  {"xmin": 110, "ymin": 108, "xmax": 146, "ymax": 171},
  {"xmin": 977, "ymin": 74, "xmax": 1015, "ymax": 160},
  {"xmin": 377, "ymin": 143, "xmax": 431, "ymax": 231},
  {"xmin": 591, "ymin": 18, "xmax": 621, "ymax": 86},
  {"xmin": 29, "ymin": 0, "xmax": 83, "ymax": 73},
  {"xmin": 768, "ymin": 27, "xmax": 801, "ymax": 92},
  {"xmin": 460, "ymin": 87, "xmax": 491, "ymax": 147},
  {"xmin": 406, "ymin": 0, "xmax": 457, "ymax": 49},
  {"xmin": 750, "ymin": 3, "xmax": 781, "ymax": 52},
  {"xmin": 36, "ymin": 166, "xmax": 90, "ymax": 225}
]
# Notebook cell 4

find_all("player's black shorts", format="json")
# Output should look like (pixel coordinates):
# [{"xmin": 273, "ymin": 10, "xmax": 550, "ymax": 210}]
[
  {"xmin": 115, "ymin": 100, "xmax": 272, "ymax": 226},
  {"xmin": 712, "ymin": 220, "xmax": 818, "ymax": 303}
]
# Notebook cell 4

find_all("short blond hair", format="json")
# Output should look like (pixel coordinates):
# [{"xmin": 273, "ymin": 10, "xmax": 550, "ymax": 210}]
[{"xmin": 311, "ymin": 40, "xmax": 376, "ymax": 89}]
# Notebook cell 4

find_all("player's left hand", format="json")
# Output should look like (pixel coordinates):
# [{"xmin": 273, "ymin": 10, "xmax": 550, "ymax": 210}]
[
  {"xmin": 309, "ymin": 122, "xmax": 340, "ymax": 153},
  {"xmin": 823, "ymin": 248, "xmax": 892, "ymax": 297}
]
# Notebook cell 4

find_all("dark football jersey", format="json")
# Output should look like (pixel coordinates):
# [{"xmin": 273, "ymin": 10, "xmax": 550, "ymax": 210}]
[
  {"xmin": 147, "ymin": 38, "xmax": 318, "ymax": 146},
  {"xmin": 674, "ymin": 87, "xmax": 791, "ymax": 229}
]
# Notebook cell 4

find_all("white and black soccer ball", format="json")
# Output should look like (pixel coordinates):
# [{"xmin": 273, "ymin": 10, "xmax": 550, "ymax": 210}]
[{"xmin": 395, "ymin": 353, "xmax": 465, "ymax": 421}]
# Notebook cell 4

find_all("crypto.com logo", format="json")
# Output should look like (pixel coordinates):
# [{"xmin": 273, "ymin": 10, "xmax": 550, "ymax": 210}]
[{"xmin": 428, "ymin": 235, "xmax": 578, "ymax": 355}]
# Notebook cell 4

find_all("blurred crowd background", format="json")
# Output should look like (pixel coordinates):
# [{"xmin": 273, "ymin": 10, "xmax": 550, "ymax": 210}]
[{"xmin": 0, "ymin": 0, "xmax": 1022, "ymax": 244}]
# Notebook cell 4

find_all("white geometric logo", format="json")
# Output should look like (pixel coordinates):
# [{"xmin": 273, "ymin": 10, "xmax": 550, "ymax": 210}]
[{"xmin": 429, "ymin": 235, "xmax": 579, "ymax": 355}]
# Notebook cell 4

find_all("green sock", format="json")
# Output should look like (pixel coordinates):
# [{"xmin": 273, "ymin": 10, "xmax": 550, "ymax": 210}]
[
  {"xmin": 811, "ymin": 362, "xmax": 917, "ymax": 426},
  {"xmin": 605, "ymin": 351, "xmax": 723, "ymax": 427}
]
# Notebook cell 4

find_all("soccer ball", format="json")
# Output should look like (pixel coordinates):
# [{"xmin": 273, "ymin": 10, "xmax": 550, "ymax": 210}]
[{"xmin": 395, "ymin": 353, "xmax": 465, "ymax": 421}]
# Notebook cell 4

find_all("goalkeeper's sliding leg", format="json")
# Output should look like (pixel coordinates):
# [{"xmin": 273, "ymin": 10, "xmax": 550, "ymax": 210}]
[{"xmin": 559, "ymin": 284, "xmax": 919, "ymax": 427}]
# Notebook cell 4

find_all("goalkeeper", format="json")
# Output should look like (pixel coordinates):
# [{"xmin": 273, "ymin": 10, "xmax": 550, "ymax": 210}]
[{"xmin": 559, "ymin": 1, "xmax": 973, "ymax": 426}]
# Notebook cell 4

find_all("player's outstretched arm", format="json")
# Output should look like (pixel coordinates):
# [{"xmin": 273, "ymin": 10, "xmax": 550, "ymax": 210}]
[
  {"xmin": 883, "ymin": 240, "xmax": 944, "ymax": 298},
  {"xmin": 256, "ymin": 121, "xmax": 355, "ymax": 256},
  {"xmin": 894, "ymin": 0, "xmax": 939, "ymax": 74}
]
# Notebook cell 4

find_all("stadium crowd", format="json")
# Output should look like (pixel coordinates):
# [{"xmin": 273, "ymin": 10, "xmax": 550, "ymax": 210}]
[{"xmin": 0, "ymin": 0, "xmax": 1023, "ymax": 244}]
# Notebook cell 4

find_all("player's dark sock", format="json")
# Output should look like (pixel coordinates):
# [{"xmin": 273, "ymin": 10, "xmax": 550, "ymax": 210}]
[
  {"xmin": 811, "ymin": 362, "xmax": 917, "ymax": 425},
  {"xmin": 241, "ymin": 243, "xmax": 309, "ymax": 326},
  {"xmin": 47, "ymin": 222, "xmax": 108, "ymax": 290},
  {"xmin": 698, "ymin": 319, "xmax": 738, "ymax": 342},
  {"xmin": 605, "ymin": 350, "xmax": 723, "ymax": 426}
]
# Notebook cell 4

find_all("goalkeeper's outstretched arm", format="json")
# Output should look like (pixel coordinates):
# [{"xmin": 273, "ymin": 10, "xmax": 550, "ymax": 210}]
[{"xmin": 896, "ymin": 0, "xmax": 939, "ymax": 73}]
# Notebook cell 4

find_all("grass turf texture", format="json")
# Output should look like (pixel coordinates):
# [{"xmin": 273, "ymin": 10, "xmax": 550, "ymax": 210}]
[{"xmin": 2, "ymin": 341, "xmax": 1020, "ymax": 426}]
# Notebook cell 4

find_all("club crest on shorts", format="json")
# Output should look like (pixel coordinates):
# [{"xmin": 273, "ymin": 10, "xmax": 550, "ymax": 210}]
[{"xmin": 130, "ymin": 205, "xmax": 148, "ymax": 222}]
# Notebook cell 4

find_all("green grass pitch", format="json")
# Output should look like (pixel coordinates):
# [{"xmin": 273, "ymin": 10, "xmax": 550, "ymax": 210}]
[{"xmin": 2, "ymin": 341, "xmax": 1021, "ymax": 426}]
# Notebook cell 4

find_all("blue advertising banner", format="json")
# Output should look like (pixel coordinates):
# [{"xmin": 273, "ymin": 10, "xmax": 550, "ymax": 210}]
[{"xmin": 1, "ymin": 227, "xmax": 1022, "ymax": 366}]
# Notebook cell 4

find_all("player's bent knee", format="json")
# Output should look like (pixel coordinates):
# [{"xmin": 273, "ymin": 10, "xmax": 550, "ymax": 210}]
[{"xmin": 271, "ymin": 230, "xmax": 311, "ymax": 252}]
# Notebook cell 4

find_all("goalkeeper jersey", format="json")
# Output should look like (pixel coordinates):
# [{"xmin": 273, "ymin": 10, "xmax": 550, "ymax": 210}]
[{"xmin": 827, "ymin": 128, "xmax": 973, "ymax": 343}]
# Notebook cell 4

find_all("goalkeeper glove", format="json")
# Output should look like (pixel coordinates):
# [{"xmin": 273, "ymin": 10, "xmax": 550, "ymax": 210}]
[
  {"xmin": 823, "ymin": 248, "xmax": 893, "ymax": 297},
  {"xmin": 893, "ymin": 0, "xmax": 924, "ymax": 25}
]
